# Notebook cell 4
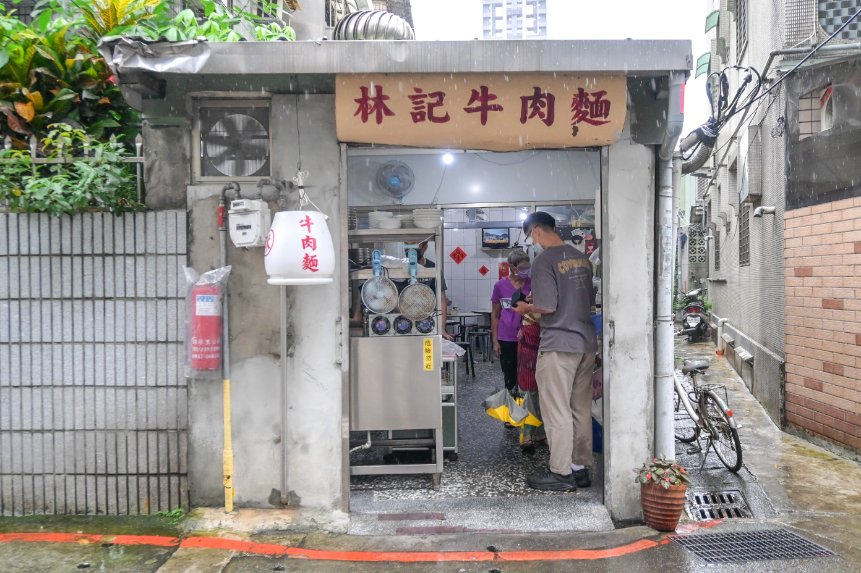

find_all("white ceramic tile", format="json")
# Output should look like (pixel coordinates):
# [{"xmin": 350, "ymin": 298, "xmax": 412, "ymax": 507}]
[
  {"xmin": 461, "ymin": 230, "xmax": 476, "ymax": 248},
  {"xmin": 450, "ymin": 280, "xmax": 465, "ymax": 306},
  {"xmin": 448, "ymin": 209, "xmax": 468, "ymax": 223},
  {"xmin": 466, "ymin": 295, "xmax": 478, "ymax": 310},
  {"xmin": 451, "ymin": 260, "xmax": 465, "ymax": 279}
]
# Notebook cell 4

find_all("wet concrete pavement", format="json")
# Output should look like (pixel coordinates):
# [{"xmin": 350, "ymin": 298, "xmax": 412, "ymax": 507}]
[{"xmin": 3, "ymin": 341, "xmax": 861, "ymax": 571}]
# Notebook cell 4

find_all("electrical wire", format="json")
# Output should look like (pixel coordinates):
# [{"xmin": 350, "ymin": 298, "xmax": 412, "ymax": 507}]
[
  {"xmin": 746, "ymin": 7, "xmax": 861, "ymax": 108},
  {"xmin": 682, "ymin": 6, "xmax": 860, "ymax": 172},
  {"xmin": 474, "ymin": 151, "xmax": 538, "ymax": 166}
]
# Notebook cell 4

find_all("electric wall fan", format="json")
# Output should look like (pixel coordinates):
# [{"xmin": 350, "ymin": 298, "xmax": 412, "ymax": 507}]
[{"xmin": 375, "ymin": 160, "xmax": 415, "ymax": 201}]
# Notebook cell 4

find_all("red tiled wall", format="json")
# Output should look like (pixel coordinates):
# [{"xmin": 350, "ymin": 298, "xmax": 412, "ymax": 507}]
[{"xmin": 784, "ymin": 197, "xmax": 861, "ymax": 453}]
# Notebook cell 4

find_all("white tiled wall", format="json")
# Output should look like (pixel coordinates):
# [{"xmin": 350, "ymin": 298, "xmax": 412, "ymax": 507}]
[{"xmin": 442, "ymin": 208, "xmax": 525, "ymax": 313}]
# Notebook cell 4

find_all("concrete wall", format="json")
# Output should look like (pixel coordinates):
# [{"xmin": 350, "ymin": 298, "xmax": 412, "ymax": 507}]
[
  {"xmin": 784, "ymin": 198, "xmax": 861, "ymax": 459},
  {"xmin": 184, "ymin": 95, "xmax": 346, "ymax": 520},
  {"xmin": 602, "ymin": 126, "xmax": 655, "ymax": 522},
  {"xmin": 142, "ymin": 123, "xmax": 190, "ymax": 211}
]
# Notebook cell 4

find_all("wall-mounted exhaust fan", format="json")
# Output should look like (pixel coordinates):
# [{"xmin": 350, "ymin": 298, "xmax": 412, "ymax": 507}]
[
  {"xmin": 198, "ymin": 104, "xmax": 270, "ymax": 178},
  {"xmin": 375, "ymin": 160, "xmax": 415, "ymax": 201}
]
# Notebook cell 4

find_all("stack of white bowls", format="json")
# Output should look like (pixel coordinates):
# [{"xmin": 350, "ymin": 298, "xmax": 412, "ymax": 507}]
[
  {"xmin": 413, "ymin": 208, "xmax": 443, "ymax": 229},
  {"xmin": 369, "ymin": 211, "xmax": 397, "ymax": 229},
  {"xmin": 395, "ymin": 214, "xmax": 415, "ymax": 228}
]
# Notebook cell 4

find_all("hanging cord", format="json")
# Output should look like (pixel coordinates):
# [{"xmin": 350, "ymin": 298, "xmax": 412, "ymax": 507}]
[
  {"xmin": 290, "ymin": 94, "xmax": 326, "ymax": 214},
  {"xmin": 293, "ymin": 170, "xmax": 325, "ymax": 213}
]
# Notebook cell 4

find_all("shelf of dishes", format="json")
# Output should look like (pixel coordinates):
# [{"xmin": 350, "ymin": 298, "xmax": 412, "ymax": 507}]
[
  {"xmin": 349, "ymin": 267, "xmax": 437, "ymax": 280},
  {"xmin": 348, "ymin": 228, "xmax": 440, "ymax": 241}
]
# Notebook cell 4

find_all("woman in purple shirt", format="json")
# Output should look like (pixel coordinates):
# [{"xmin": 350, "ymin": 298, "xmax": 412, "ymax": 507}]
[{"xmin": 491, "ymin": 250, "xmax": 531, "ymax": 398}]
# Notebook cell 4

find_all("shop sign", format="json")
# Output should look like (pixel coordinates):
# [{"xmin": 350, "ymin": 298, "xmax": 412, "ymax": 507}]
[{"xmin": 336, "ymin": 73, "xmax": 627, "ymax": 151}]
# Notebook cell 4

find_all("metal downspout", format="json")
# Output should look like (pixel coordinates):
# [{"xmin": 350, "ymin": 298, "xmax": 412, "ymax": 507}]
[{"xmin": 655, "ymin": 71, "xmax": 686, "ymax": 461}]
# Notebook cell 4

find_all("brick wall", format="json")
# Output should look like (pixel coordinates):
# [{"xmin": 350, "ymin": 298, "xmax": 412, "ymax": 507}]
[{"xmin": 784, "ymin": 196, "xmax": 861, "ymax": 454}]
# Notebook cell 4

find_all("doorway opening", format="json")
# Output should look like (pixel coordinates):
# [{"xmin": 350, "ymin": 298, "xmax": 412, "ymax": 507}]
[{"xmin": 344, "ymin": 147, "xmax": 608, "ymax": 533}]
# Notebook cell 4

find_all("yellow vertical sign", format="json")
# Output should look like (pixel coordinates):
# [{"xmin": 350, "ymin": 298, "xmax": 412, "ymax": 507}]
[{"xmin": 423, "ymin": 338, "xmax": 434, "ymax": 371}]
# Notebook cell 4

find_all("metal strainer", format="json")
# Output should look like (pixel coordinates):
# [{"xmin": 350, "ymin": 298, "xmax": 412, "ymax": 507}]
[
  {"xmin": 361, "ymin": 250, "xmax": 398, "ymax": 314},
  {"xmin": 398, "ymin": 249, "xmax": 436, "ymax": 320}
]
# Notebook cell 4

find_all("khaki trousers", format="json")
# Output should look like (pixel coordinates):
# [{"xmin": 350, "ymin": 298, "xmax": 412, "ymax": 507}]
[{"xmin": 535, "ymin": 351, "xmax": 595, "ymax": 475}]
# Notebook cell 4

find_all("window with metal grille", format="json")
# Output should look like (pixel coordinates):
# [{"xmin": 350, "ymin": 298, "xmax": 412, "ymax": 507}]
[
  {"xmin": 736, "ymin": 0, "xmax": 748, "ymax": 57},
  {"xmin": 739, "ymin": 204, "xmax": 751, "ymax": 266},
  {"xmin": 714, "ymin": 228, "xmax": 721, "ymax": 271}
]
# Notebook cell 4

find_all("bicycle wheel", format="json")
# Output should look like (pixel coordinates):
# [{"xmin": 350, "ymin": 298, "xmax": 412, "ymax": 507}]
[
  {"xmin": 674, "ymin": 390, "xmax": 699, "ymax": 444},
  {"xmin": 703, "ymin": 392, "xmax": 742, "ymax": 472}
]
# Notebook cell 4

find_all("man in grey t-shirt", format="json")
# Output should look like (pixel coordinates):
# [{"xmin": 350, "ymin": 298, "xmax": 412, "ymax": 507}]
[{"xmin": 513, "ymin": 212, "xmax": 597, "ymax": 492}]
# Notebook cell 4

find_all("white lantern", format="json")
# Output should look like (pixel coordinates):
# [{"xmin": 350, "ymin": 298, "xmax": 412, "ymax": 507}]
[{"xmin": 264, "ymin": 210, "xmax": 335, "ymax": 285}]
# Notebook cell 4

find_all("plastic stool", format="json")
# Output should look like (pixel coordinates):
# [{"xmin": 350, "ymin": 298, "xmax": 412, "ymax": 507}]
[{"xmin": 468, "ymin": 330, "xmax": 491, "ymax": 361}]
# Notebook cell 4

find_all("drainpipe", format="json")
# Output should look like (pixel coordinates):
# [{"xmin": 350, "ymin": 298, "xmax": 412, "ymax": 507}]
[{"xmin": 655, "ymin": 71, "xmax": 686, "ymax": 461}]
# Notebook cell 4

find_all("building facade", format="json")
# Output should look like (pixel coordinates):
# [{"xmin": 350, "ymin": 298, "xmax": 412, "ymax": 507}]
[
  {"xmin": 482, "ymin": 0, "xmax": 546, "ymax": 39},
  {"xmin": 697, "ymin": 0, "xmax": 861, "ymax": 458}
]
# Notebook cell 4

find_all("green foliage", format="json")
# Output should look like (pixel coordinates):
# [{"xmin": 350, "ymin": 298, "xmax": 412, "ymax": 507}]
[
  {"xmin": 1, "ymin": 0, "xmax": 295, "ymax": 213},
  {"xmin": 702, "ymin": 296, "xmax": 713, "ymax": 312},
  {"xmin": 102, "ymin": 0, "xmax": 297, "ymax": 43},
  {"xmin": 635, "ymin": 458, "xmax": 691, "ymax": 490},
  {"xmin": 0, "ymin": 2, "xmax": 137, "ymax": 148},
  {"xmin": 254, "ymin": 21, "xmax": 296, "ymax": 42},
  {"xmin": 0, "ymin": 123, "xmax": 142, "ymax": 216},
  {"xmin": 156, "ymin": 507, "xmax": 186, "ymax": 526},
  {"xmin": 73, "ymin": 0, "xmax": 163, "ymax": 40}
]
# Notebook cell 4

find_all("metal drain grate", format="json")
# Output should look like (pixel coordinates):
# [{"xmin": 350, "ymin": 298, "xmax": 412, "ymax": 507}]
[
  {"xmin": 674, "ymin": 529, "xmax": 836, "ymax": 563},
  {"xmin": 686, "ymin": 489, "xmax": 752, "ymax": 520}
]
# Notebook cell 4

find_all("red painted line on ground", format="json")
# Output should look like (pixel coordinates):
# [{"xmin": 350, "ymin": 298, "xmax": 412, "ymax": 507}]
[
  {"xmin": 181, "ymin": 536, "xmax": 289, "ymax": 556},
  {"xmin": 107, "ymin": 534, "xmax": 182, "ymax": 547},
  {"xmin": 0, "ymin": 520, "xmax": 725, "ymax": 563}
]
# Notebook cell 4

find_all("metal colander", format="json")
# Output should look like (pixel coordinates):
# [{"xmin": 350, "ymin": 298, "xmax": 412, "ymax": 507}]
[
  {"xmin": 397, "ymin": 248, "xmax": 436, "ymax": 320},
  {"xmin": 398, "ymin": 283, "xmax": 436, "ymax": 320},
  {"xmin": 361, "ymin": 250, "xmax": 398, "ymax": 314},
  {"xmin": 362, "ymin": 277, "xmax": 398, "ymax": 314}
]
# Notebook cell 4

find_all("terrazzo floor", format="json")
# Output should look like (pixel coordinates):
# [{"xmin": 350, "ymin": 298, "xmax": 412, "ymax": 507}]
[{"xmin": 348, "ymin": 355, "xmax": 612, "ymax": 534}]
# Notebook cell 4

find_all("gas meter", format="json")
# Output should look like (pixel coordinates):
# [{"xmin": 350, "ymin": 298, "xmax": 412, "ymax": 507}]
[{"xmin": 228, "ymin": 199, "xmax": 271, "ymax": 248}]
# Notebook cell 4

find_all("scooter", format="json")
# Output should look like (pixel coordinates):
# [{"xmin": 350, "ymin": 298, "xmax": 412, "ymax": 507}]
[{"xmin": 675, "ymin": 288, "xmax": 710, "ymax": 343}]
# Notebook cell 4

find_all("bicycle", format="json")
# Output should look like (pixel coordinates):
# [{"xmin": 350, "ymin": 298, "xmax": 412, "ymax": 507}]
[{"xmin": 673, "ymin": 359, "xmax": 743, "ymax": 472}]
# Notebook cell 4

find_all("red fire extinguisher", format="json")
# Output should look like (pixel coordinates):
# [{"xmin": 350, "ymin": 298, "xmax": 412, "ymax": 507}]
[{"xmin": 190, "ymin": 283, "xmax": 222, "ymax": 371}]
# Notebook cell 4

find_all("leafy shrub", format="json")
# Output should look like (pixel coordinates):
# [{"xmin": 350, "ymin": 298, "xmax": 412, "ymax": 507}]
[{"xmin": 0, "ymin": 123, "xmax": 142, "ymax": 215}]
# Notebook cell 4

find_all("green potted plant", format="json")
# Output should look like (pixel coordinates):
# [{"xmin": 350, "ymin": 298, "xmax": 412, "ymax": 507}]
[{"xmin": 635, "ymin": 458, "xmax": 691, "ymax": 531}]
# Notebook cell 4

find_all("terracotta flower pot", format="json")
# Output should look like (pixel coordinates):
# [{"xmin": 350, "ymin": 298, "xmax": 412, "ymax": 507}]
[{"xmin": 640, "ymin": 483, "xmax": 687, "ymax": 531}]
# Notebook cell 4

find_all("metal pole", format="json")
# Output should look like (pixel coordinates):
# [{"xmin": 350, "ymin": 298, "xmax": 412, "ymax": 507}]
[
  {"xmin": 218, "ymin": 199, "xmax": 235, "ymax": 512},
  {"xmin": 280, "ymin": 285, "xmax": 289, "ymax": 505}
]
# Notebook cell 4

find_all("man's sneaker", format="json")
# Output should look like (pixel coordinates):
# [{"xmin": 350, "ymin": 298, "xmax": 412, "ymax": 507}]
[
  {"xmin": 572, "ymin": 468, "xmax": 591, "ymax": 488},
  {"xmin": 526, "ymin": 470, "xmax": 577, "ymax": 492}
]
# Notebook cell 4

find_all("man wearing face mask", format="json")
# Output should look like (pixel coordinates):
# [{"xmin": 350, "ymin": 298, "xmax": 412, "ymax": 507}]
[
  {"xmin": 490, "ymin": 250, "xmax": 532, "ymax": 398},
  {"xmin": 513, "ymin": 212, "xmax": 597, "ymax": 491}
]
